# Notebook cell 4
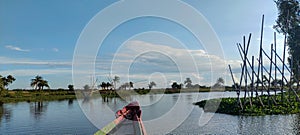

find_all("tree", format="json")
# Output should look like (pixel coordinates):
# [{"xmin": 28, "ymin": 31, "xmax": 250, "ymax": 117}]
[
  {"xmin": 0, "ymin": 74, "xmax": 15, "ymax": 97},
  {"xmin": 0, "ymin": 77, "xmax": 4, "ymax": 91},
  {"xmin": 83, "ymin": 85, "xmax": 90, "ymax": 90},
  {"xmin": 30, "ymin": 75, "xmax": 43, "ymax": 90},
  {"xmin": 119, "ymin": 82, "xmax": 130, "ymax": 90},
  {"xmin": 274, "ymin": 0, "xmax": 300, "ymax": 34},
  {"xmin": 99, "ymin": 82, "xmax": 107, "ymax": 90},
  {"xmin": 288, "ymin": 26, "xmax": 300, "ymax": 81},
  {"xmin": 38, "ymin": 80, "xmax": 50, "ymax": 90},
  {"xmin": 274, "ymin": 0, "xmax": 300, "ymax": 80},
  {"xmin": 112, "ymin": 76, "xmax": 120, "ymax": 90},
  {"xmin": 0, "ymin": 77, "xmax": 4, "ymax": 96},
  {"xmin": 171, "ymin": 82, "xmax": 178, "ymax": 89},
  {"xmin": 129, "ymin": 82, "xmax": 133, "ymax": 90},
  {"xmin": 0, "ymin": 75, "xmax": 16, "ymax": 89},
  {"xmin": 2, "ymin": 75, "xmax": 16, "ymax": 87},
  {"xmin": 213, "ymin": 77, "xmax": 225, "ymax": 88},
  {"xmin": 148, "ymin": 81, "xmax": 156, "ymax": 90},
  {"xmin": 171, "ymin": 82, "xmax": 182, "ymax": 89},
  {"xmin": 68, "ymin": 84, "xmax": 74, "ymax": 91},
  {"xmin": 106, "ymin": 82, "xmax": 112, "ymax": 90},
  {"xmin": 184, "ymin": 78, "xmax": 193, "ymax": 88},
  {"xmin": 30, "ymin": 75, "xmax": 49, "ymax": 91}
]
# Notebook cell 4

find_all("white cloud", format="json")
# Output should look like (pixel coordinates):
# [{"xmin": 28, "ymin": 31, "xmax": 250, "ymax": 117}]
[
  {"xmin": 93, "ymin": 40, "xmax": 241, "ymax": 86},
  {"xmin": 0, "ymin": 56, "xmax": 71, "ymax": 67},
  {"xmin": 5, "ymin": 45, "xmax": 30, "ymax": 52},
  {"xmin": 0, "ymin": 68, "xmax": 71, "ymax": 77},
  {"xmin": 0, "ymin": 41, "xmax": 243, "ymax": 88}
]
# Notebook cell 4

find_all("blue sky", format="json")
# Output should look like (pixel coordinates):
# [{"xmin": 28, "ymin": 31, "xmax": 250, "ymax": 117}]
[{"xmin": 0, "ymin": 0, "xmax": 284, "ymax": 89}]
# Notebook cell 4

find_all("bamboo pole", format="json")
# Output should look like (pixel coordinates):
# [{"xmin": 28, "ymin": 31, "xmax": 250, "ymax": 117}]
[
  {"xmin": 256, "ymin": 58, "xmax": 277, "ymax": 105},
  {"xmin": 267, "ymin": 44, "xmax": 274, "ymax": 106},
  {"xmin": 243, "ymin": 36, "xmax": 248, "ymax": 105},
  {"xmin": 272, "ymin": 49, "xmax": 292, "ymax": 73},
  {"xmin": 259, "ymin": 15, "xmax": 265, "ymax": 96},
  {"xmin": 274, "ymin": 32, "xmax": 278, "ymax": 97},
  {"xmin": 228, "ymin": 65, "xmax": 243, "ymax": 109},
  {"xmin": 236, "ymin": 41, "xmax": 264, "ymax": 106},
  {"xmin": 251, "ymin": 56, "xmax": 255, "ymax": 104},
  {"xmin": 263, "ymin": 53, "xmax": 300, "ymax": 102}
]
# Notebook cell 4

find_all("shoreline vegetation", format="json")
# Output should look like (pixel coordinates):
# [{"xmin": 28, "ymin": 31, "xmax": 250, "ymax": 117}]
[
  {"xmin": 0, "ymin": 75, "xmax": 234, "ymax": 103},
  {"xmin": 0, "ymin": 90, "xmax": 76, "ymax": 103},
  {"xmin": 194, "ymin": 92, "xmax": 300, "ymax": 116},
  {"xmin": 0, "ymin": 87, "xmax": 230, "ymax": 103}
]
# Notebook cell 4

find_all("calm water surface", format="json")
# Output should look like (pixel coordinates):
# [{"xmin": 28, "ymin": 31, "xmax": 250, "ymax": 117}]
[{"xmin": 0, "ymin": 92, "xmax": 299, "ymax": 134}]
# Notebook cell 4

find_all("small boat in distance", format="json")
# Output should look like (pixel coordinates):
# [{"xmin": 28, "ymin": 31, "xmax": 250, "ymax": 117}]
[{"xmin": 94, "ymin": 101, "xmax": 147, "ymax": 135}]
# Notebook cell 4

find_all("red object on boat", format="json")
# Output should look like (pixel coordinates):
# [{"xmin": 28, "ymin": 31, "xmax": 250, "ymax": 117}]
[
  {"xmin": 95, "ymin": 101, "xmax": 147, "ymax": 135},
  {"xmin": 116, "ymin": 101, "xmax": 142, "ymax": 121}
]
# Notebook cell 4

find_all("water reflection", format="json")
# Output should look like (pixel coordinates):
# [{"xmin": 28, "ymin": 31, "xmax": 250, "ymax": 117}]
[
  {"xmin": 172, "ymin": 94, "xmax": 178, "ymax": 104},
  {"xmin": 149, "ymin": 94, "xmax": 154, "ymax": 102},
  {"xmin": 0, "ymin": 102, "xmax": 12, "ymax": 125},
  {"xmin": 0, "ymin": 92, "xmax": 299, "ymax": 134},
  {"xmin": 29, "ymin": 101, "xmax": 48, "ymax": 120},
  {"xmin": 101, "ymin": 95, "xmax": 109, "ymax": 102},
  {"xmin": 68, "ymin": 99, "xmax": 73, "ymax": 105}
]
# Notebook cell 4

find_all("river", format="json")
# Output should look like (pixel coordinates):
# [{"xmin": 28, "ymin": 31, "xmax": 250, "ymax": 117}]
[{"xmin": 0, "ymin": 92, "xmax": 299, "ymax": 134}]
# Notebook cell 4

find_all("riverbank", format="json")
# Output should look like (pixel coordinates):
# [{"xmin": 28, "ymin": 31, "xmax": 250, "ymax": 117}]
[
  {"xmin": 0, "ymin": 87, "xmax": 231, "ymax": 103},
  {"xmin": 98, "ymin": 87, "xmax": 224, "ymax": 97},
  {"xmin": 0, "ymin": 90, "xmax": 76, "ymax": 103},
  {"xmin": 194, "ymin": 92, "xmax": 300, "ymax": 116}
]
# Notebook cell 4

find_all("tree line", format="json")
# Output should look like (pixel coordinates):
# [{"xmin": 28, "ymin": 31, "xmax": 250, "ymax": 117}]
[
  {"xmin": 0, "ymin": 75, "xmax": 75, "ymax": 92},
  {"xmin": 274, "ymin": 0, "xmax": 300, "ymax": 82},
  {"xmin": 91, "ymin": 76, "xmax": 226, "ymax": 91},
  {"xmin": 0, "ymin": 74, "xmax": 227, "ymax": 94}
]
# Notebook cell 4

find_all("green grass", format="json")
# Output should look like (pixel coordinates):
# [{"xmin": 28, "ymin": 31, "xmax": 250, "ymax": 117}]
[
  {"xmin": 0, "ymin": 90, "xmax": 76, "ymax": 103},
  {"xmin": 194, "ymin": 93, "xmax": 300, "ymax": 116}
]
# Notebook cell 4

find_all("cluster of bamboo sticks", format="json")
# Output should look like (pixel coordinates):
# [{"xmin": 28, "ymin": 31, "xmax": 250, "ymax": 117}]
[{"xmin": 228, "ymin": 15, "xmax": 300, "ymax": 110}]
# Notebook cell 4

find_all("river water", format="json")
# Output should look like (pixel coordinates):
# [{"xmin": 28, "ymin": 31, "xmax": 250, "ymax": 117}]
[{"xmin": 0, "ymin": 92, "xmax": 299, "ymax": 134}]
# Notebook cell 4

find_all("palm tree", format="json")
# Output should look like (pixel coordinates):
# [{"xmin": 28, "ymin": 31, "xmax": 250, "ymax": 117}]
[
  {"xmin": 129, "ymin": 82, "xmax": 133, "ymax": 90},
  {"xmin": 99, "ymin": 82, "xmax": 107, "ymax": 90},
  {"xmin": 148, "ymin": 81, "xmax": 156, "ymax": 90},
  {"xmin": 30, "ymin": 75, "xmax": 49, "ymax": 91},
  {"xmin": 113, "ymin": 76, "xmax": 120, "ymax": 90},
  {"xmin": 106, "ymin": 82, "xmax": 112, "ymax": 90},
  {"xmin": 38, "ymin": 80, "xmax": 50, "ymax": 90},
  {"xmin": 30, "ymin": 75, "xmax": 43, "ymax": 90}
]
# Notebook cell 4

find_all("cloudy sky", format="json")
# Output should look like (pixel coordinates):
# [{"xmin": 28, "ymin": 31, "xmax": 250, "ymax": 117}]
[{"xmin": 0, "ymin": 0, "xmax": 285, "ymax": 89}]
